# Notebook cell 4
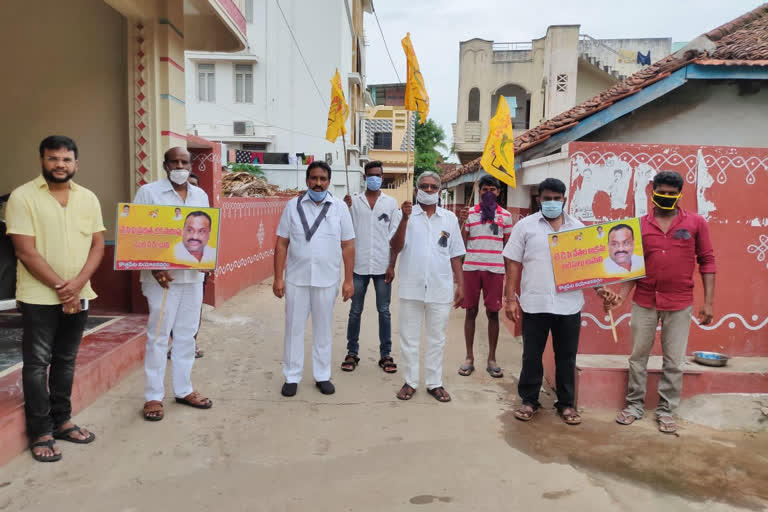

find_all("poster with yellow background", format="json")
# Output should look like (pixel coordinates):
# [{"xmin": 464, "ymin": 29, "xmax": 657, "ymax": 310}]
[
  {"xmin": 549, "ymin": 217, "xmax": 645, "ymax": 293},
  {"xmin": 114, "ymin": 203, "xmax": 220, "ymax": 271}
]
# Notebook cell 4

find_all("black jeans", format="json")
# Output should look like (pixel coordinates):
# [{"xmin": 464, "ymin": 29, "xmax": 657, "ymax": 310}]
[
  {"xmin": 19, "ymin": 302, "xmax": 88, "ymax": 440},
  {"xmin": 519, "ymin": 311, "xmax": 581, "ymax": 411}
]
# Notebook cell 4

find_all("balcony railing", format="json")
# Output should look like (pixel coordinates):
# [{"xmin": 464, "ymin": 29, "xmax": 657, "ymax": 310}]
[{"xmin": 492, "ymin": 42, "xmax": 533, "ymax": 51}]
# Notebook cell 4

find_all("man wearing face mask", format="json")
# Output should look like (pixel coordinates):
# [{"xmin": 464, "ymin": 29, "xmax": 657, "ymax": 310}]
[
  {"xmin": 341, "ymin": 161, "xmax": 399, "ymax": 373},
  {"xmin": 274, "ymin": 161, "xmax": 355, "ymax": 397},
  {"xmin": 502, "ymin": 178, "xmax": 584, "ymax": 425},
  {"xmin": 133, "ymin": 147, "xmax": 213, "ymax": 421},
  {"xmin": 457, "ymin": 175, "xmax": 514, "ymax": 378},
  {"xmin": 389, "ymin": 172, "xmax": 465, "ymax": 403},
  {"xmin": 600, "ymin": 171, "xmax": 716, "ymax": 434}
]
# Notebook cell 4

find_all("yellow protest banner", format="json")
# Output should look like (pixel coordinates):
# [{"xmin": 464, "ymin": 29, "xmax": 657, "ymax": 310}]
[
  {"xmin": 325, "ymin": 68, "xmax": 349, "ymax": 142},
  {"xmin": 481, "ymin": 96, "xmax": 517, "ymax": 188},
  {"xmin": 114, "ymin": 203, "xmax": 220, "ymax": 271},
  {"xmin": 401, "ymin": 32, "xmax": 429, "ymax": 123},
  {"xmin": 549, "ymin": 218, "xmax": 646, "ymax": 292}
]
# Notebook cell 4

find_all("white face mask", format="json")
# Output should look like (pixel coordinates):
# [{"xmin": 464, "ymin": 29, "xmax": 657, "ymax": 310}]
[
  {"xmin": 416, "ymin": 189, "xmax": 438, "ymax": 205},
  {"xmin": 169, "ymin": 169, "xmax": 190, "ymax": 185}
]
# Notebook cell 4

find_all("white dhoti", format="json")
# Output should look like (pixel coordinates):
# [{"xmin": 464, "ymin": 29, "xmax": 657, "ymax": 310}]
[
  {"xmin": 283, "ymin": 282, "xmax": 338, "ymax": 383},
  {"xmin": 398, "ymin": 298, "xmax": 452, "ymax": 390},
  {"xmin": 142, "ymin": 279, "xmax": 203, "ymax": 401}
]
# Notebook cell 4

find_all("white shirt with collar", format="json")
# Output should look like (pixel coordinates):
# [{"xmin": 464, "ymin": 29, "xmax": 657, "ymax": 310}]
[
  {"xmin": 349, "ymin": 191, "xmax": 398, "ymax": 275},
  {"xmin": 276, "ymin": 192, "xmax": 355, "ymax": 288},
  {"xmin": 389, "ymin": 204, "xmax": 466, "ymax": 304},
  {"xmin": 603, "ymin": 254, "xmax": 644, "ymax": 274},
  {"xmin": 173, "ymin": 242, "xmax": 217, "ymax": 265},
  {"xmin": 502, "ymin": 211, "xmax": 585, "ymax": 315},
  {"xmin": 133, "ymin": 178, "xmax": 210, "ymax": 284}
]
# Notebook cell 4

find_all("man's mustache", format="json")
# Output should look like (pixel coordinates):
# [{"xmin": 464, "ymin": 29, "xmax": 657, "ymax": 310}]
[
  {"xmin": 186, "ymin": 239, "xmax": 203, "ymax": 244},
  {"xmin": 313, "ymin": 186, "xmax": 323, "ymax": 191},
  {"xmin": 614, "ymin": 251, "xmax": 629, "ymax": 256}
]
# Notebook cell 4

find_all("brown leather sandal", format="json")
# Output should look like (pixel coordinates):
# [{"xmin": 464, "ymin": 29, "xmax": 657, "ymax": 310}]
[
  {"xmin": 175, "ymin": 391, "xmax": 212, "ymax": 409},
  {"xmin": 143, "ymin": 400, "xmax": 164, "ymax": 421}
]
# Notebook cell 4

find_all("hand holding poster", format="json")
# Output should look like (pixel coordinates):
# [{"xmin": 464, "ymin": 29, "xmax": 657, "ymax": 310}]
[
  {"xmin": 550, "ymin": 218, "xmax": 645, "ymax": 292},
  {"xmin": 114, "ymin": 203, "xmax": 220, "ymax": 271}
]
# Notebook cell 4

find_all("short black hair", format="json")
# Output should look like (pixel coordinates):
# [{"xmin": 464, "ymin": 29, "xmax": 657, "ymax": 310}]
[
  {"xmin": 39, "ymin": 135, "xmax": 78, "ymax": 159},
  {"xmin": 185, "ymin": 210, "xmax": 212, "ymax": 228},
  {"xmin": 479, "ymin": 175, "xmax": 501, "ymax": 189},
  {"xmin": 364, "ymin": 161, "xmax": 383, "ymax": 174},
  {"xmin": 608, "ymin": 223, "xmax": 634, "ymax": 239},
  {"xmin": 306, "ymin": 160, "xmax": 332, "ymax": 180},
  {"xmin": 653, "ymin": 171, "xmax": 684, "ymax": 192},
  {"xmin": 538, "ymin": 177, "xmax": 566, "ymax": 196}
]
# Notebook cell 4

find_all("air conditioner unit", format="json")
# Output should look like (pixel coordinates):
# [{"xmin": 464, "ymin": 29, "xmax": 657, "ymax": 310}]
[{"xmin": 233, "ymin": 121, "xmax": 255, "ymax": 136}]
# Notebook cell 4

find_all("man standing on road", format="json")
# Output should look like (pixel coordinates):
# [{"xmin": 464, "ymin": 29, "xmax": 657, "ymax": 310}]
[
  {"xmin": 273, "ymin": 161, "xmax": 355, "ymax": 397},
  {"xmin": 341, "ymin": 161, "xmax": 399, "ymax": 374},
  {"xmin": 134, "ymin": 147, "xmax": 213, "ymax": 421},
  {"xmin": 6, "ymin": 135, "xmax": 104, "ymax": 461},
  {"xmin": 502, "ymin": 178, "xmax": 584, "ymax": 425},
  {"xmin": 457, "ymin": 175, "xmax": 514, "ymax": 378},
  {"xmin": 601, "ymin": 171, "xmax": 716, "ymax": 434},
  {"xmin": 389, "ymin": 172, "xmax": 465, "ymax": 403}
]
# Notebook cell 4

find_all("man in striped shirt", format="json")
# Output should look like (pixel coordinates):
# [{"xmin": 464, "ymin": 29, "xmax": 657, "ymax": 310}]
[{"xmin": 457, "ymin": 175, "xmax": 514, "ymax": 378}]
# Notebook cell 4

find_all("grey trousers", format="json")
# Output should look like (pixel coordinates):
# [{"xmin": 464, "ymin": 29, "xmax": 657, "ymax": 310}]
[{"xmin": 625, "ymin": 303, "xmax": 693, "ymax": 418}]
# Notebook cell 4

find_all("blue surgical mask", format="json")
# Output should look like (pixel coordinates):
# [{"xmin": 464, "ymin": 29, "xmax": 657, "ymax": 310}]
[
  {"xmin": 366, "ymin": 176, "xmax": 382, "ymax": 191},
  {"xmin": 541, "ymin": 200, "xmax": 564, "ymax": 219},
  {"xmin": 307, "ymin": 188, "xmax": 328, "ymax": 202}
]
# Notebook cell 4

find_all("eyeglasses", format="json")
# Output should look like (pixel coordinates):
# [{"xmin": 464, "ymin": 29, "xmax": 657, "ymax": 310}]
[{"xmin": 418, "ymin": 183, "xmax": 439, "ymax": 191}]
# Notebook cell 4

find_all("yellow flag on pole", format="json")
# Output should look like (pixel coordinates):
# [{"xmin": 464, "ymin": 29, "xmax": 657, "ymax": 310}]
[
  {"xmin": 480, "ymin": 96, "xmax": 517, "ymax": 188},
  {"xmin": 401, "ymin": 33, "xmax": 429, "ymax": 124},
  {"xmin": 325, "ymin": 68, "xmax": 349, "ymax": 142}
]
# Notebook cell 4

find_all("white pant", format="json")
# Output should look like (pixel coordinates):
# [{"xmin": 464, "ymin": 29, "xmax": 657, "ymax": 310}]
[
  {"xmin": 142, "ymin": 279, "xmax": 203, "ymax": 401},
  {"xmin": 283, "ymin": 282, "xmax": 338, "ymax": 383},
  {"xmin": 399, "ymin": 299, "xmax": 452, "ymax": 390}
]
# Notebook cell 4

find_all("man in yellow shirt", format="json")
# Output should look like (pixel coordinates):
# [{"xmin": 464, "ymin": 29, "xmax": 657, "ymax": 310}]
[{"xmin": 5, "ymin": 136, "xmax": 105, "ymax": 462}]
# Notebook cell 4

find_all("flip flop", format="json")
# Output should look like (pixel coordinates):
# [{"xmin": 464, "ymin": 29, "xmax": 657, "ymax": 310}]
[
  {"xmin": 29, "ymin": 439, "xmax": 62, "ymax": 463},
  {"xmin": 53, "ymin": 425, "xmax": 95, "ymax": 444},
  {"xmin": 458, "ymin": 363, "xmax": 475, "ymax": 376},
  {"xmin": 558, "ymin": 407, "xmax": 582, "ymax": 425},
  {"xmin": 616, "ymin": 409, "xmax": 638, "ymax": 425},
  {"xmin": 657, "ymin": 414, "xmax": 677, "ymax": 434},
  {"xmin": 513, "ymin": 405, "xmax": 538, "ymax": 421},
  {"xmin": 486, "ymin": 366, "xmax": 503, "ymax": 378}
]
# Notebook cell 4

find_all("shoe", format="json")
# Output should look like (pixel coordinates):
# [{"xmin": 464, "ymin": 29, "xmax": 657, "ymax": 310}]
[
  {"xmin": 315, "ymin": 381, "xmax": 335, "ymax": 395},
  {"xmin": 281, "ymin": 382, "xmax": 298, "ymax": 397}
]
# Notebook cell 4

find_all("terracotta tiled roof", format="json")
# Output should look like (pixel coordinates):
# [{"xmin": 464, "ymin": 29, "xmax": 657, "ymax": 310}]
[
  {"xmin": 444, "ymin": 4, "xmax": 768, "ymax": 184},
  {"xmin": 437, "ymin": 162, "xmax": 460, "ymax": 175}
]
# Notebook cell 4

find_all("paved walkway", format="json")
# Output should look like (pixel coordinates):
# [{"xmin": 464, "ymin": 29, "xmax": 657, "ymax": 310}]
[{"xmin": 0, "ymin": 281, "xmax": 763, "ymax": 511}]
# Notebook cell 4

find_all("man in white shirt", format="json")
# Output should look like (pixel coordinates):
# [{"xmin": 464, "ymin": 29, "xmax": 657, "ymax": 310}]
[
  {"xmin": 341, "ymin": 161, "xmax": 399, "ymax": 374},
  {"xmin": 173, "ymin": 211, "xmax": 217, "ymax": 265},
  {"xmin": 390, "ymin": 172, "xmax": 465, "ymax": 403},
  {"xmin": 503, "ymin": 178, "xmax": 584, "ymax": 425},
  {"xmin": 273, "ymin": 161, "xmax": 355, "ymax": 397},
  {"xmin": 133, "ymin": 147, "xmax": 213, "ymax": 421},
  {"xmin": 602, "ymin": 223, "xmax": 644, "ymax": 274}
]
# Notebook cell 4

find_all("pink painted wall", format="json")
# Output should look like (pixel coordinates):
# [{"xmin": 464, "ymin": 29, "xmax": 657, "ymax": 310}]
[{"xmin": 567, "ymin": 142, "xmax": 768, "ymax": 356}]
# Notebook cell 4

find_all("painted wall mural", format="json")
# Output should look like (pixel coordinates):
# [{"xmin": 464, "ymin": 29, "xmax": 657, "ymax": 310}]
[{"xmin": 568, "ymin": 142, "xmax": 768, "ymax": 357}]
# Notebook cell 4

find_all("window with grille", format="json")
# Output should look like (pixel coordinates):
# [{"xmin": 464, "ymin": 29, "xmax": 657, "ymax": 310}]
[
  {"xmin": 235, "ymin": 64, "xmax": 253, "ymax": 103},
  {"xmin": 373, "ymin": 132, "xmax": 392, "ymax": 150},
  {"xmin": 197, "ymin": 64, "xmax": 216, "ymax": 102},
  {"xmin": 556, "ymin": 74, "xmax": 568, "ymax": 92}
]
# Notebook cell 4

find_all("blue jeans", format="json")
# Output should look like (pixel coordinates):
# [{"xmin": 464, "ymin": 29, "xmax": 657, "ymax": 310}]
[{"xmin": 346, "ymin": 273, "xmax": 392, "ymax": 357}]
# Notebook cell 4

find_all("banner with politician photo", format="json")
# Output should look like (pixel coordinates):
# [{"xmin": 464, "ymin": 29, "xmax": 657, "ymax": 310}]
[
  {"xmin": 549, "ymin": 217, "xmax": 645, "ymax": 292},
  {"xmin": 114, "ymin": 203, "xmax": 220, "ymax": 271}
]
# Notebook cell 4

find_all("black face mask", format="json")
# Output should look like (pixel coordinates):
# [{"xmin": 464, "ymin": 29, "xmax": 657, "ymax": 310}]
[{"xmin": 651, "ymin": 192, "xmax": 681, "ymax": 210}]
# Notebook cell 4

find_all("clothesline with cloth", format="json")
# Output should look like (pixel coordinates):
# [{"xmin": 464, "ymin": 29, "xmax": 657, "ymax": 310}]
[{"xmin": 228, "ymin": 149, "xmax": 317, "ymax": 166}]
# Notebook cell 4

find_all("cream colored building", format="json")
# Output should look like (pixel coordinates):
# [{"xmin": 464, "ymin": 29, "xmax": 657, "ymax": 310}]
[
  {"xmin": 0, "ymin": 0, "xmax": 248, "ymax": 236},
  {"xmin": 362, "ymin": 83, "xmax": 414, "ymax": 204},
  {"xmin": 453, "ymin": 26, "xmax": 671, "ymax": 165}
]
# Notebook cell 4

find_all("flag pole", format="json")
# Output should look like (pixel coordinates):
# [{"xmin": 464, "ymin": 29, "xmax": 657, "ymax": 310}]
[
  {"xmin": 405, "ymin": 110, "xmax": 412, "ymax": 191},
  {"xmin": 341, "ymin": 135, "xmax": 350, "ymax": 195}
]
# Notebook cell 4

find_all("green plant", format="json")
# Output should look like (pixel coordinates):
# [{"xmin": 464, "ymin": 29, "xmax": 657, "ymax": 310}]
[{"xmin": 230, "ymin": 163, "xmax": 265, "ymax": 177}]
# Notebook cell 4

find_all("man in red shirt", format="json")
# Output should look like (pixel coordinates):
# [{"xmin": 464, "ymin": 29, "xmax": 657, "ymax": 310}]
[{"xmin": 601, "ymin": 171, "xmax": 715, "ymax": 434}]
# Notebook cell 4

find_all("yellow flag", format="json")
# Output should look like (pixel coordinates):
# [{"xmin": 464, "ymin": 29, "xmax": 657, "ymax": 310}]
[
  {"xmin": 401, "ymin": 33, "xmax": 429, "ymax": 123},
  {"xmin": 480, "ymin": 96, "xmax": 516, "ymax": 188},
  {"xmin": 325, "ymin": 68, "xmax": 349, "ymax": 142}
]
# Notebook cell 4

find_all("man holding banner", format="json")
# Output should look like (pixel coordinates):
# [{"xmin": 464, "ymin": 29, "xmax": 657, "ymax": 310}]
[
  {"xmin": 133, "ymin": 147, "xmax": 213, "ymax": 421},
  {"xmin": 601, "ymin": 171, "xmax": 716, "ymax": 434},
  {"xmin": 503, "ymin": 178, "xmax": 584, "ymax": 425}
]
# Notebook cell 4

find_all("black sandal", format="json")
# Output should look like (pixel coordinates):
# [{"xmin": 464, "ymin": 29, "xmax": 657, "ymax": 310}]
[
  {"xmin": 378, "ymin": 356, "xmax": 397, "ymax": 373},
  {"xmin": 340, "ymin": 353, "xmax": 359, "ymax": 372},
  {"xmin": 53, "ymin": 425, "xmax": 95, "ymax": 444},
  {"xmin": 30, "ymin": 439, "xmax": 62, "ymax": 462}
]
